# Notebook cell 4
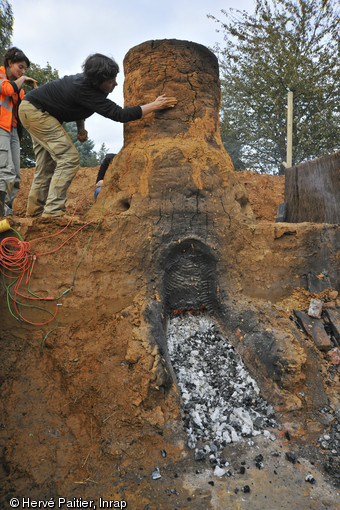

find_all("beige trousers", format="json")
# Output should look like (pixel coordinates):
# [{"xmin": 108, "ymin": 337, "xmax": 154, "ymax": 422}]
[{"xmin": 19, "ymin": 100, "xmax": 80, "ymax": 217}]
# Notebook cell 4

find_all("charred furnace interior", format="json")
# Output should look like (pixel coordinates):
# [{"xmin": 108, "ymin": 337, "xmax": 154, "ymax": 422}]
[{"xmin": 163, "ymin": 239, "xmax": 219, "ymax": 314}]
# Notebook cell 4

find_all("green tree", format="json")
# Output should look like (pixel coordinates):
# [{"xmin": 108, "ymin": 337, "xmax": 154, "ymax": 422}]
[
  {"xmin": 96, "ymin": 142, "xmax": 110, "ymax": 165},
  {"xmin": 64, "ymin": 122, "xmax": 99, "ymax": 167},
  {"xmin": 0, "ymin": 0, "xmax": 13, "ymax": 63},
  {"xmin": 20, "ymin": 62, "xmax": 59, "ymax": 167},
  {"xmin": 210, "ymin": 0, "xmax": 340, "ymax": 174}
]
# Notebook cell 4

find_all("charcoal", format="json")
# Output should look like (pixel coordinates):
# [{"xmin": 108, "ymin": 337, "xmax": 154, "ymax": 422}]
[
  {"xmin": 255, "ymin": 454, "xmax": 264, "ymax": 469},
  {"xmin": 285, "ymin": 452, "xmax": 297, "ymax": 464},
  {"xmin": 305, "ymin": 474, "xmax": 316, "ymax": 484},
  {"xmin": 194, "ymin": 449, "xmax": 206, "ymax": 461},
  {"xmin": 167, "ymin": 313, "xmax": 277, "ymax": 467}
]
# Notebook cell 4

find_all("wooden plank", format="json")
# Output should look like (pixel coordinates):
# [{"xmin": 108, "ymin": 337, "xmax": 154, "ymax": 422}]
[
  {"xmin": 324, "ymin": 309, "xmax": 340, "ymax": 346},
  {"xmin": 285, "ymin": 151, "xmax": 340, "ymax": 223},
  {"xmin": 293, "ymin": 310, "xmax": 332, "ymax": 351}
]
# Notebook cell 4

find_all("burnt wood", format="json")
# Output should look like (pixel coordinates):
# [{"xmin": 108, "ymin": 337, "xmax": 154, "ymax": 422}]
[
  {"xmin": 324, "ymin": 309, "xmax": 340, "ymax": 346},
  {"xmin": 293, "ymin": 310, "xmax": 332, "ymax": 351},
  {"xmin": 285, "ymin": 151, "xmax": 340, "ymax": 223}
]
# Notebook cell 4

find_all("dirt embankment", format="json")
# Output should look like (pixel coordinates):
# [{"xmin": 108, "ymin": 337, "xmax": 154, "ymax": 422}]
[
  {"xmin": 14, "ymin": 167, "xmax": 285, "ymax": 223},
  {"xmin": 237, "ymin": 171, "xmax": 285, "ymax": 222},
  {"xmin": 1, "ymin": 167, "xmax": 339, "ymax": 510}
]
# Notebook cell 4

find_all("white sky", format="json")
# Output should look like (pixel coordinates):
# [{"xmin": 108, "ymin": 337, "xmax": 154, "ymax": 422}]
[{"xmin": 10, "ymin": 0, "xmax": 255, "ymax": 154}]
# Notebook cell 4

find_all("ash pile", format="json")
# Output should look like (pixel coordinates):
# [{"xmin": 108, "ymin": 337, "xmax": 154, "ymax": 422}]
[
  {"xmin": 318, "ymin": 413, "xmax": 340, "ymax": 486},
  {"xmin": 167, "ymin": 313, "xmax": 277, "ymax": 469}
]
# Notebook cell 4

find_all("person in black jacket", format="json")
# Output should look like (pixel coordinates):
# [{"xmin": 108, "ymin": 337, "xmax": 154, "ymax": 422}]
[
  {"xmin": 94, "ymin": 152, "xmax": 115, "ymax": 201},
  {"xmin": 19, "ymin": 53, "xmax": 174, "ymax": 218}
]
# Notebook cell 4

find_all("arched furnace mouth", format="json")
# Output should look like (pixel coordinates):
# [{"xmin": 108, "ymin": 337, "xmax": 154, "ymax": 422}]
[{"xmin": 163, "ymin": 239, "xmax": 219, "ymax": 314}]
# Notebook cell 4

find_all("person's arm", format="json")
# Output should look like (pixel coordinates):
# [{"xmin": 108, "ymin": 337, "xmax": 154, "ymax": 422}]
[
  {"xmin": 13, "ymin": 75, "xmax": 37, "ymax": 89},
  {"xmin": 96, "ymin": 154, "xmax": 115, "ymax": 183},
  {"xmin": 76, "ymin": 119, "xmax": 88, "ymax": 142},
  {"xmin": 140, "ymin": 95, "xmax": 177, "ymax": 116},
  {"xmin": 1, "ymin": 75, "xmax": 37, "ymax": 96},
  {"xmin": 77, "ymin": 81, "xmax": 177, "ymax": 123}
]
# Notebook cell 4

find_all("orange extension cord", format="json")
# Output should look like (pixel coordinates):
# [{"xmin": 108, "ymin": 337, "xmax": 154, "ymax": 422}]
[{"xmin": 0, "ymin": 184, "xmax": 110, "ymax": 328}]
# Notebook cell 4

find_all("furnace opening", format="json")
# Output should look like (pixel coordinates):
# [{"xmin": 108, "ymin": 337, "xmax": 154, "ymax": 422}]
[{"xmin": 163, "ymin": 239, "xmax": 219, "ymax": 315}]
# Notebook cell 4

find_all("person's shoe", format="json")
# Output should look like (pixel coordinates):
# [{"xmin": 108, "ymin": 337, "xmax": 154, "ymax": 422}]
[
  {"xmin": 41, "ymin": 211, "xmax": 65, "ymax": 218},
  {"xmin": 26, "ymin": 212, "xmax": 42, "ymax": 218}
]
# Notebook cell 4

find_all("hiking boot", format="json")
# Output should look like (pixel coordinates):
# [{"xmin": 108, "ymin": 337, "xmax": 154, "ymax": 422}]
[{"xmin": 41, "ymin": 211, "xmax": 66, "ymax": 218}]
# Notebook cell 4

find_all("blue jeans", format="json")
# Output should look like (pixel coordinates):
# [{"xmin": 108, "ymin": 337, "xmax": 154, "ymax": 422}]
[{"xmin": 94, "ymin": 186, "xmax": 101, "ymax": 200}]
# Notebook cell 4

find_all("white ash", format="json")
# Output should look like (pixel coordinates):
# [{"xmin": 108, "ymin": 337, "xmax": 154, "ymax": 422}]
[
  {"xmin": 318, "ymin": 419, "xmax": 340, "ymax": 461},
  {"xmin": 151, "ymin": 466, "xmax": 162, "ymax": 480},
  {"xmin": 167, "ymin": 313, "xmax": 277, "ymax": 466}
]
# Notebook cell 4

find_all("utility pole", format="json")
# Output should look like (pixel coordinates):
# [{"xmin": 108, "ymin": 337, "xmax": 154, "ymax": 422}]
[
  {"xmin": 278, "ymin": 90, "xmax": 293, "ymax": 221},
  {"xmin": 286, "ymin": 90, "xmax": 293, "ymax": 168}
]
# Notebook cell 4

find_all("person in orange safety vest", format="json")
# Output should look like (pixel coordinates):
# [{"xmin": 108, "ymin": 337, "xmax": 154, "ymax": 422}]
[{"xmin": 0, "ymin": 47, "xmax": 37, "ymax": 217}]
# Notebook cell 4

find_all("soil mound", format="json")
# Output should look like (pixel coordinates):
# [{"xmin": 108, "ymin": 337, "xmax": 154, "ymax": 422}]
[{"xmin": 15, "ymin": 167, "xmax": 284, "ymax": 223}]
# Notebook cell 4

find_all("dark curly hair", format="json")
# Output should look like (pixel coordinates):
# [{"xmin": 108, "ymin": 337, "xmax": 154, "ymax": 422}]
[
  {"xmin": 82, "ymin": 53, "xmax": 119, "ymax": 88},
  {"xmin": 3, "ymin": 47, "xmax": 30, "ymax": 68}
]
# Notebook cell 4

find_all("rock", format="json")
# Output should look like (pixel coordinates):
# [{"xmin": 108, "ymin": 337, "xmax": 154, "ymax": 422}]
[
  {"xmin": 151, "ymin": 467, "xmax": 162, "ymax": 480},
  {"xmin": 194, "ymin": 449, "xmax": 206, "ymax": 461},
  {"xmin": 329, "ymin": 290, "xmax": 339, "ymax": 301},
  {"xmin": 305, "ymin": 474, "xmax": 316, "ymax": 484},
  {"xmin": 214, "ymin": 465, "xmax": 227, "ymax": 477},
  {"xmin": 285, "ymin": 452, "xmax": 297, "ymax": 464},
  {"xmin": 308, "ymin": 298, "xmax": 323, "ymax": 319},
  {"xmin": 327, "ymin": 348, "xmax": 340, "ymax": 365},
  {"xmin": 323, "ymin": 301, "xmax": 336, "ymax": 310}
]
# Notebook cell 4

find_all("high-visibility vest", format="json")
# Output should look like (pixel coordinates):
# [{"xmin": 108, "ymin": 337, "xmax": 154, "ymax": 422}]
[{"xmin": 0, "ymin": 66, "xmax": 25, "ymax": 133}]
